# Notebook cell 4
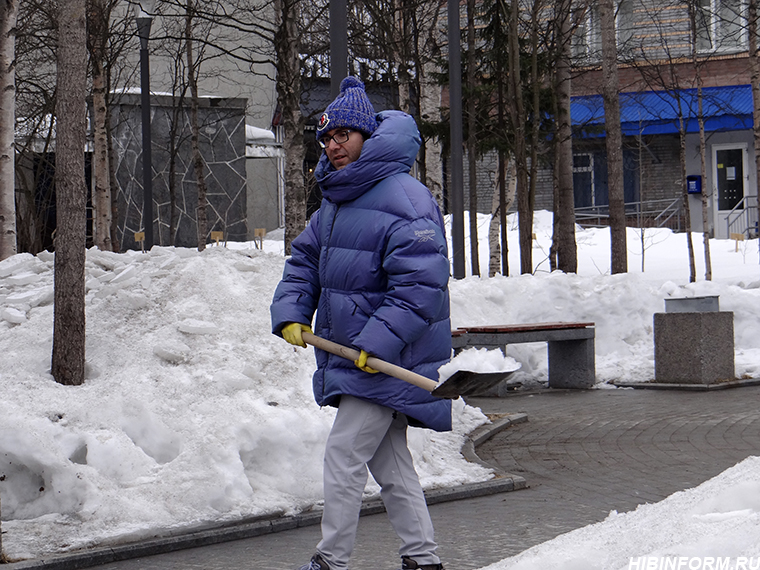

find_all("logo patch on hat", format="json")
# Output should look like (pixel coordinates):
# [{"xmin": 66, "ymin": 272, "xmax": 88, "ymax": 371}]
[{"xmin": 318, "ymin": 113, "xmax": 330, "ymax": 131}]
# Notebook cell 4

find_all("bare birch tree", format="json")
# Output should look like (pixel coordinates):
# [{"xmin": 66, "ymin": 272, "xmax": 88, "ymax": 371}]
[
  {"xmin": 184, "ymin": 0, "xmax": 209, "ymax": 251},
  {"xmin": 527, "ymin": 0, "xmax": 544, "ymax": 268},
  {"xmin": 477, "ymin": 0, "xmax": 511, "ymax": 276},
  {"xmin": 488, "ymin": 158, "xmax": 516, "ymax": 276},
  {"xmin": 0, "ymin": 0, "xmax": 18, "ymax": 260},
  {"xmin": 51, "ymin": 0, "xmax": 87, "ymax": 386},
  {"xmin": 88, "ymin": 0, "xmax": 112, "ymax": 251},
  {"xmin": 554, "ymin": 0, "xmax": 577, "ymax": 273},
  {"xmin": 508, "ymin": 0, "xmax": 532, "ymax": 274},
  {"xmin": 466, "ymin": 0, "xmax": 480, "ymax": 276},
  {"xmin": 85, "ymin": 0, "xmax": 133, "ymax": 252},
  {"xmin": 599, "ymin": 0, "xmax": 627, "ymax": 274},
  {"xmin": 687, "ymin": 0, "xmax": 712, "ymax": 280},
  {"xmin": 677, "ymin": 112, "xmax": 697, "ymax": 282},
  {"xmin": 275, "ymin": 0, "xmax": 305, "ymax": 256}
]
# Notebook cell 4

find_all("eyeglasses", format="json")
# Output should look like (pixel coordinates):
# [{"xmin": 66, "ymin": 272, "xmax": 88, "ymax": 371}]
[{"xmin": 318, "ymin": 129, "xmax": 354, "ymax": 149}]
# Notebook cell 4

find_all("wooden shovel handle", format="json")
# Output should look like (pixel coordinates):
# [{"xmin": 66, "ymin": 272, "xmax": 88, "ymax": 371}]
[{"xmin": 301, "ymin": 332, "xmax": 439, "ymax": 393}]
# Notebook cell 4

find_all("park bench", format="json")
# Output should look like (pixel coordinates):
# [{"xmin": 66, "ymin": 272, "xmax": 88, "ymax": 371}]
[{"xmin": 451, "ymin": 322, "xmax": 596, "ymax": 389}]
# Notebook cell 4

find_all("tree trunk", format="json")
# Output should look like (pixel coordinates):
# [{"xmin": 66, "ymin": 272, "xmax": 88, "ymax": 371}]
[
  {"xmin": 397, "ymin": 71, "xmax": 412, "ymax": 115},
  {"xmin": 749, "ymin": 0, "xmax": 760, "ymax": 247},
  {"xmin": 554, "ymin": 0, "xmax": 577, "ymax": 273},
  {"xmin": 166, "ymin": 79, "xmax": 188, "ymax": 246},
  {"xmin": 688, "ymin": 0, "xmax": 711, "ymax": 280},
  {"xmin": 52, "ymin": 0, "xmax": 87, "ymax": 386},
  {"xmin": 695, "ymin": 79, "xmax": 712, "ymax": 282},
  {"xmin": 89, "ymin": 0, "xmax": 112, "ymax": 251},
  {"xmin": 107, "ymin": 119, "xmax": 120, "ymax": 251},
  {"xmin": 91, "ymin": 69, "xmax": 112, "ymax": 251},
  {"xmin": 488, "ymin": 155, "xmax": 516, "ymax": 277},
  {"xmin": 489, "ymin": 183, "xmax": 501, "ymax": 277},
  {"xmin": 599, "ymin": 0, "xmax": 627, "ymax": 274},
  {"xmin": 697, "ymin": 100, "xmax": 711, "ymax": 280},
  {"xmin": 168, "ymin": 118, "xmax": 180, "ymax": 245},
  {"xmin": 185, "ymin": 1, "xmax": 208, "ymax": 251},
  {"xmin": 0, "ymin": 0, "xmax": 18, "ymax": 260},
  {"xmin": 505, "ymin": 155, "xmax": 517, "ymax": 268},
  {"xmin": 167, "ymin": 84, "xmax": 188, "ymax": 245},
  {"xmin": 678, "ymin": 125, "xmax": 697, "ymax": 283},
  {"xmin": 528, "ymin": 0, "xmax": 542, "ymax": 268},
  {"xmin": 509, "ymin": 0, "xmax": 531, "ymax": 274},
  {"xmin": 466, "ymin": 0, "xmax": 479, "ymax": 276},
  {"xmin": 638, "ymin": 137, "xmax": 645, "ymax": 272},
  {"xmin": 550, "ymin": 139, "xmax": 559, "ymax": 271},
  {"xmin": 494, "ymin": 8, "xmax": 509, "ymax": 277},
  {"xmin": 275, "ymin": 0, "xmax": 305, "ymax": 256}
]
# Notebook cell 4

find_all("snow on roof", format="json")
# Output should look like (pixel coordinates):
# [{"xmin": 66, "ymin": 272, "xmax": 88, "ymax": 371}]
[{"xmin": 246, "ymin": 124, "xmax": 276, "ymax": 144}]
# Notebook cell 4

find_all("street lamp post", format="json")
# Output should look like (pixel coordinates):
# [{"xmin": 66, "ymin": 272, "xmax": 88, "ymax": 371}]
[
  {"xmin": 135, "ymin": 0, "xmax": 155, "ymax": 249},
  {"xmin": 329, "ymin": 0, "xmax": 347, "ymax": 98}
]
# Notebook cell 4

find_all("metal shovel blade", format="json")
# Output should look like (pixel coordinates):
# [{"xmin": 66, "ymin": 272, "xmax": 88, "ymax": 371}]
[
  {"xmin": 301, "ymin": 332, "xmax": 515, "ymax": 399},
  {"xmin": 431, "ymin": 370, "xmax": 517, "ymax": 399}
]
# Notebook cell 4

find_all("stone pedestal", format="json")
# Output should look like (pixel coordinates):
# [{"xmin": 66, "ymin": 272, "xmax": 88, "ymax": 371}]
[{"xmin": 654, "ymin": 311, "xmax": 735, "ymax": 384}]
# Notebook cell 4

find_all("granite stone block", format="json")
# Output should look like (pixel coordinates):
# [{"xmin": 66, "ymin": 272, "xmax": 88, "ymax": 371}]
[{"xmin": 654, "ymin": 311, "xmax": 735, "ymax": 384}]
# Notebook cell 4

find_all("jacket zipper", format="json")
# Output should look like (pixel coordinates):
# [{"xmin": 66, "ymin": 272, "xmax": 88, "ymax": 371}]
[{"xmin": 320, "ymin": 204, "xmax": 341, "ymax": 335}]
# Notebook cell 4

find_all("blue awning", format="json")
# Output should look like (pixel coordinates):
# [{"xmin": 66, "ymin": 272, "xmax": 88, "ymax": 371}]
[{"xmin": 571, "ymin": 84, "xmax": 754, "ymax": 136}]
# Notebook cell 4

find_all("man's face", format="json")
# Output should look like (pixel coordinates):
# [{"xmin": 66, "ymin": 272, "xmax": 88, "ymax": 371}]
[{"xmin": 322, "ymin": 128, "xmax": 364, "ymax": 170}]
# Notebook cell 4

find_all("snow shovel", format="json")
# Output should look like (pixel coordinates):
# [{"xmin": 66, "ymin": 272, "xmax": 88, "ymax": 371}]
[{"xmin": 301, "ymin": 332, "xmax": 514, "ymax": 399}]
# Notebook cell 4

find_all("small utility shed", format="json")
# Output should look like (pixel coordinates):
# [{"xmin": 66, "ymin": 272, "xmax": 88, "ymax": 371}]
[{"xmin": 571, "ymin": 84, "xmax": 758, "ymax": 239}]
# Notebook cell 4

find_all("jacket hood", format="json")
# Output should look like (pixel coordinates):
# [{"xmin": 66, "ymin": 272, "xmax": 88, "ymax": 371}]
[{"xmin": 315, "ymin": 110, "xmax": 421, "ymax": 204}]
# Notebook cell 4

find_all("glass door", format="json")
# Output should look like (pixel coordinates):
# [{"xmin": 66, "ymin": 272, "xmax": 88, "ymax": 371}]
[
  {"xmin": 716, "ymin": 147, "xmax": 744, "ymax": 211},
  {"xmin": 713, "ymin": 144, "xmax": 747, "ymax": 239}
]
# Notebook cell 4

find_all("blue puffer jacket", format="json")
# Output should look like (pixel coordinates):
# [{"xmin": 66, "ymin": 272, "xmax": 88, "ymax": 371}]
[{"xmin": 270, "ymin": 111, "xmax": 452, "ymax": 432}]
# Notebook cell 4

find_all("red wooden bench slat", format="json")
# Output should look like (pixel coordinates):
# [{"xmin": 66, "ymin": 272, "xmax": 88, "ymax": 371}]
[{"xmin": 453, "ymin": 322, "xmax": 594, "ymax": 335}]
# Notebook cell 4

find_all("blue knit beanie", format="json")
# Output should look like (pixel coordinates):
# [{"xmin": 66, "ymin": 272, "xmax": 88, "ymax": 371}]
[{"xmin": 316, "ymin": 76, "xmax": 378, "ymax": 140}]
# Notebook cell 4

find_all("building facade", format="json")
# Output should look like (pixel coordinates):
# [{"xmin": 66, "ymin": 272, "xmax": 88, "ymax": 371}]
[{"xmin": 567, "ymin": 0, "xmax": 758, "ymax": 238}]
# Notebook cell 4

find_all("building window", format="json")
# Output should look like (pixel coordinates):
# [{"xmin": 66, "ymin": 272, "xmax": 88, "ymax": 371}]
[
  {"xmin": 573, "ymin": 150, "xmax": 640, "ymax": 210},
  {"xmin": 616, "ymin": 0, "xmax": 635, "ymax": 52},
  {"xmin": 696, "ymin": 0, "xmax": 746, "ymax": 52},
  {"xmin": 572, "ymin": 1, "xmax": 637, "ymax": 62},
  {"xmin": 572, "ymin": 5, "xmax": 601, "ymax": 62},
  {"xmin": 573, "ymin": 153, "xmax": 597, "ymax": 208}
]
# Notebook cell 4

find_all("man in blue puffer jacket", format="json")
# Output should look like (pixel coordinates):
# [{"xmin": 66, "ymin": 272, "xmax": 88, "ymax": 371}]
[{"xmin": 270, "ymin": 77, "xmax": 451, "ymax": 570}]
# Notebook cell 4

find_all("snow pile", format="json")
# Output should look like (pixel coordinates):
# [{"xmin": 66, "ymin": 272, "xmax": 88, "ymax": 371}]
[
  {"xmin": 484, "ymin": 456, "xmax": 760, "ymax": 570},
  {"xmin": 0, "ymin": 243, "xmax": 491, "ymax": 559}
]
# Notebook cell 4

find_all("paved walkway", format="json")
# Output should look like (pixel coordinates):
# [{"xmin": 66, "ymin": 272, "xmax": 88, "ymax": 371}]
[{"xmin": 10, "ymin": 385, "xmax": 760, "ymax": 570}]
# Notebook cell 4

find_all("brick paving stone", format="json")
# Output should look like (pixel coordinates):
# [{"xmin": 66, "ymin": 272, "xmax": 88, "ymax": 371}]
[{"xmin": 17, "ymin": 385, "xmax": 760, "ymax": 570}]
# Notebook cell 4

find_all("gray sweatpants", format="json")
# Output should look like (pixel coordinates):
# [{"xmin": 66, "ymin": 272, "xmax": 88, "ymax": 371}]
[{"xmin": 316, "ymin": 395, "xmax": 440, "ymax": 570}]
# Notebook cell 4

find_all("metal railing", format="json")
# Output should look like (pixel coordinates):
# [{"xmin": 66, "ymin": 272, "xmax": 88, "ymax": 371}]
[
  {"xmin": 725, "ymin": 195, "xmax": 759, "ymax": 239},
  {"xmin": 575, "ymin": 198, "xmax": 684, "ymax": 232}
]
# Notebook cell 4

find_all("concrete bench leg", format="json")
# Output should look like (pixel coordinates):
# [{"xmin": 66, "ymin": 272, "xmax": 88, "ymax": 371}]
[{"xmin": 547, "ymin": 338, "xmax": 595, "ymax": 389}]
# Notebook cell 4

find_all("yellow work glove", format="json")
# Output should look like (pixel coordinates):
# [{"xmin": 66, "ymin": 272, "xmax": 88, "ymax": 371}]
[
  {"xmin": 354, "ymin": 350, "xmax": 379, "ymax": 374},
  {"xmin": 281, "ymin": 322, "xmax": 312, "ymax": 348}
]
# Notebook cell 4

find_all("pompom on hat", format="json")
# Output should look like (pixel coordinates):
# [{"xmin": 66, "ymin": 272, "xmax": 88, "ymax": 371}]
[{"xmin": 316, "ymin": 76, "xmax": 378, "ymax": 140}]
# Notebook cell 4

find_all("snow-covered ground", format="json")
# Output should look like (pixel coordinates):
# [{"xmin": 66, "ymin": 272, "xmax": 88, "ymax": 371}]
[{"xmin": 1, "ymin": 211, "xmax": 759, "ymax": 568}]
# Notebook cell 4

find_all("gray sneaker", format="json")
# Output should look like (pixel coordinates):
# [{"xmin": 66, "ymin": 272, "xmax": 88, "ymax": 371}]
[
  {"xmin": 400, "ymin": 556, "xmax": 444, "ymax": 570},
  {"xmin": 298, "ymin": 554, "xmax": 330, "ymax": 570}
]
